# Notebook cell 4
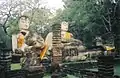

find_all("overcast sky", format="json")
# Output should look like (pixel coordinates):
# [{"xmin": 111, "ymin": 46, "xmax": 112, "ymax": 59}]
[
  {"xmin": 0, "ymin": 0, "xmax": 64, "ymax": 10},
  {"xmin": 46, "ymin": 0, "xmax": 64, "ymax": 9}
]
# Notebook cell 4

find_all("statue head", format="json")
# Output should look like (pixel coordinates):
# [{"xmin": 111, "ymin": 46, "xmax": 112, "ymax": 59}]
[
  {"xmin": 61, "ymin": 21, "xmax": 68, "ymax": 31},
  {"xmin": 19, "ymin": 15, "xmax": 30, "ymax": 30}
]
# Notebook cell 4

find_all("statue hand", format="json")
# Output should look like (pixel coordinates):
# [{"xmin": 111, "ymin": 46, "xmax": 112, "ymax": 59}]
[{"xmin": 15, "ymin": 48, "xmax": 23, "ymax": 54}]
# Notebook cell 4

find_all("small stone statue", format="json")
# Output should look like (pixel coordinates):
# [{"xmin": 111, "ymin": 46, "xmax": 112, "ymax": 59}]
[{"xmin": 21, "ymin": 31, "xmax": 45, "ymax": 72}]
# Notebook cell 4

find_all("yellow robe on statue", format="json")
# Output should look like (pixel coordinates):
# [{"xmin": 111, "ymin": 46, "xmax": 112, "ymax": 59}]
[
  {"xmin": 17, "ymin": 33, "xmax": 25, "ymax": 48},
  {"xmin": 40, "ymin": 32, "xmax": 73, "ymax": 60},
  {"xmin": 64, "ymin": 32, "xmax": 72, "ymax": 39}
]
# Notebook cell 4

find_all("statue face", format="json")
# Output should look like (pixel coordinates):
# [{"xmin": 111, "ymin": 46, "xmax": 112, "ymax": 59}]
[
  {"xmin": 61, "ymin": 22, "xmax": 68, "ymax": 31},
  {"xmin": 19, "ymin": 17, "xmax": 30, "ymax": 30}
]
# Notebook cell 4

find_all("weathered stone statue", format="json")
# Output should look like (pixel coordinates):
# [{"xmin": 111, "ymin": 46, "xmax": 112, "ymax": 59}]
[
  {"xmin": 21, "ymin": 31, "xmax": 45, "ymax": 71},
  {"xmin": 12, "ymin": 16, "xmax": 29, "ymax": 53},
  {"xmin": 45, "ymin": 22, "xmax": 86, "ymax": 62},
  {"xmin": 12, "ymin": 15, "xmax": 45, "ymax": 71},
  {"xmin": 60, "ymin": 22, "xmax": 86, "ymax": 61},
  {"xmin": 0, "ymin": 24, "xmax": 12, "ymax": 71}
]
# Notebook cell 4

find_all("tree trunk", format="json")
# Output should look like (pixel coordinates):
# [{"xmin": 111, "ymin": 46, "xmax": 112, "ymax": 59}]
[
  {"xmin": 114, "ymin": 35, "xmax": 120, "ymax": 54},
  {"xmin": 113, "ymin": 20, "xmax": 120, "ymax": 53}
]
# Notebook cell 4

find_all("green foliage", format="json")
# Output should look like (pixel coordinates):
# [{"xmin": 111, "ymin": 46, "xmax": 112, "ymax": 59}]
[
  {"xmin": 25, "ymin": 8, "xmax": 51, "ymax": 25},
  {"xmin": 6, "ymin": 8, "xmax": 52, "ymax": 39},
  {"xmin": 4, "ymin": 0, "xmax": 120, "ymax": 51},
  {"xmin": 53, "ymin": 0, "xmax": 119, "ymax": 48},
  {"xmin": 53, "ymin": 0, "xmax": 98, "ymax": 47},
  {"xmin": 7, "ymin": 17, "xmax": 19, "ymax": 36},
  {"xmin": 53, "ymin": 0, "xmax": 120, "ymax": 52},
  {"xmin": 24, "ymin": 8, "xmax": 52, "ymax": 39}
]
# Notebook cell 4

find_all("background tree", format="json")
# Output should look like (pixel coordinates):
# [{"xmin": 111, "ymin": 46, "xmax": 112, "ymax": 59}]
[
  {"xmin": 0, "ymin": 0, "xmax": 53, "ymax": 39},
  {"xmin": 53, "ymin": 0, "xmax": 120, "ymax": 52}
]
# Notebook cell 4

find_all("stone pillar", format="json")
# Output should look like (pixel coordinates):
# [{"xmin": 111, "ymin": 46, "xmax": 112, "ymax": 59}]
[
  {"xmin": 98, "ymin": 55, "xmax": 114, "ymax": 78},
  {"xmin": 0, "ymin": 49, "xmax": 11, "ymax": 71},
  {"xmin": 51, "ymin": 23, "xmax": 62, "ymax": 78},
  {"xmin": 52, "ymin": 23, "xmax": 62, "ymax": 64}
]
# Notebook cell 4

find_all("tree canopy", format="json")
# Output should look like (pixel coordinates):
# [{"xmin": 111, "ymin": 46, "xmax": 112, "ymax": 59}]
[
  {"xmin": 1, "ymin": 0, "xmax": 120, "ymax": 52},
  {"xmin": 53, "ymin": 0, "xmax": 120, "ymax": 51}
]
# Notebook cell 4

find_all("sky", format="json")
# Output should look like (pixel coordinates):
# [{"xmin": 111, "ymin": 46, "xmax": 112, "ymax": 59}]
[
  {"xmin": 46, "ymin": 0, "xmax": 64, "ymax": 10},
  {"xmin": 0, "ymin": 0, "xmax": 64, "ymax": 15},
  {"xmin": 0, "ymin": 0, "xmax": 64, "ymax": 10},
  {"xmin": 0, "ymin": 0, "xmax": 5, "ymax": 3}
]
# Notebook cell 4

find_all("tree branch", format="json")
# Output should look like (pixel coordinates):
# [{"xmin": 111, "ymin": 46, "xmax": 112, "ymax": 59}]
[
  {"xmin": 2, "ymin": 7, "xmax": 12, "ymax": 34},
  {"xmin": 102, "ymin": 15, "xmax": 110, "ymax": 23},
  {"xmin": 102, "ymin": 18, "xmax": 110, "ymax": 32},
  {"xmin": 107, "ymin": 9, "xmax": 112, "ymax": 32},
  {"xmin": 30, "ymin": 8, "xmax": 35, "ymax": 24},
  {"xmin": 113, "ymin": 0, "xmax": 120, "ymax": 17}
]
